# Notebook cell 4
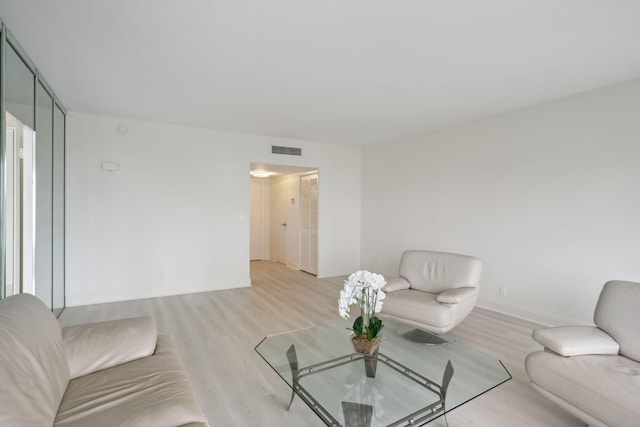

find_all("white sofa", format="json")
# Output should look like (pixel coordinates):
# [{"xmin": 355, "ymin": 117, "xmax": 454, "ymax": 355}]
[
  {"xmin": 525, "ymin": 280, "xmax": 640, "ymax": 427},
  {"xmin": 381, "ymin": 250, "xmax": 482, "ymax": 334},
  {"xmin": 0, "ymin": 293, "xmax": 208, "ymax": 427}
]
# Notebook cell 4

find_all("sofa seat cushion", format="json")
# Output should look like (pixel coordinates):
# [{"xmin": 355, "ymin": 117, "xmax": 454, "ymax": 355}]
[
  {"xmin": 55, "ymin": 335, "xmax": 207, "ymax": 427},
  {"xmin": 525, "ymin": 351, "xmax": 640, "ymax": 427},
  {"xmin": 382, "ymin": 289, "xmax": 453, "ymax": 329}
]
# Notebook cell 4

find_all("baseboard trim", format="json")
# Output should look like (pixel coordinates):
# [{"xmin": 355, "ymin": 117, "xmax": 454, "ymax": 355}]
[
  {"xmin": 477, "ymin": 298, "xmax": 591, "ymax": 327},
  {"xmin": 66, "ymin": 282, "xmax": 251, "ymax": 307}
]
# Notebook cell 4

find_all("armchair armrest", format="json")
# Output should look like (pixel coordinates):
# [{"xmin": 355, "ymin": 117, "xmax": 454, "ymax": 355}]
[
  {"xmin": 532, "ymin": 325, "xmax": 620, "ymax": 357},
  {"xmin": 383, "ymin": 277, "xmax": 411, "ymax": 292},
  {"xmin": 63, "ymin": 316, "xmax": 158, "ymax": 379},
  {"xmin": 436, "ymin": 287, "xmax": 478, "ymax": 304}
]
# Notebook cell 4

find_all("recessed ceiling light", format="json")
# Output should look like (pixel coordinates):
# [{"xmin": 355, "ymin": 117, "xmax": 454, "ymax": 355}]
[{"xmin": 251, "ymin": 171, "xmax": 270, "ymax": 178}]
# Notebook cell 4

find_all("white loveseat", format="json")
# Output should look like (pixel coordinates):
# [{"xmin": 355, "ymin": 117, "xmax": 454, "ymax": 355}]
[
  {"xmin": 0, "ymin": 293, "xmax": 208, "ymax": 427},
  {"xmin": 525, "ymin": 280, "xmax": 640, "ymax": 427}
]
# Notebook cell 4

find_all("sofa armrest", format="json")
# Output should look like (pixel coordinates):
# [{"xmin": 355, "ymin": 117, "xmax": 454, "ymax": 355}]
[
  {"xmin": 532, "ymin": 325, "xmax": 620, "ymax": 357},
  {"xmin": 63, "ymin": 316, "xmax": 158, "ymax": 379},
  {"xmin": 383, "ymin": 277, "xmax": 411, "ymax": 292},
  {"xmin": 436, "ymin": 287, "xmax": 478, "ymax": 303}
]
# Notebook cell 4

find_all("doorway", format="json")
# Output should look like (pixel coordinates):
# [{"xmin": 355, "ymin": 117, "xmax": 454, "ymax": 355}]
[{"xmin": 249, "ymin": 163, "xmax": 319, "ymax": 275}]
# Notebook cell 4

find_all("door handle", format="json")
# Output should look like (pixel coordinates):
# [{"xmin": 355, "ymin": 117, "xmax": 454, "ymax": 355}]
[{"xmin": 281, "ymin": 223, "xmax": 287, "ymax": 226}]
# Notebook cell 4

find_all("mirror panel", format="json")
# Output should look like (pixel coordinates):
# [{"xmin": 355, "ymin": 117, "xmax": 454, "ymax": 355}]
[
  {"xmin": 5, "ymin": 45, "xmax": 35, "ymax": 129},
  {"xmin": 52, "ymin": 105, "xmax": 65, "ymax": 314},
  {"xmin": 3, "ymin": 44, "xmax": 35, "ymax": 298},
  {"xmin": 34, "ymin": 82, "xmax": 53, "ymax": 309}
]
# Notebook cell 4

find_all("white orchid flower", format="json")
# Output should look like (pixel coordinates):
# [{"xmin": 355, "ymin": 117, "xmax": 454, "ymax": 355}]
[{"xmin": 338, "ymin": 270, "xmax": 387, "ymax": 328}]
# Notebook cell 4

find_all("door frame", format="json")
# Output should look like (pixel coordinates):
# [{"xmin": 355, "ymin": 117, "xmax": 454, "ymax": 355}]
[{"xmin": 248, "ymin": 163, "xmax": 319, "ymax": 273}]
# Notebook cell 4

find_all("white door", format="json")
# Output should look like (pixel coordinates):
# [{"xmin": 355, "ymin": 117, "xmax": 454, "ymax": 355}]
[
  {"xmin": 250, "ymin": 180, "xmax": 264, "ymax": 260},
  {"xmin": 299, "ymin": 174, "xmax": 318, "ymax": 275},
  {"xmin": 272, "ymin": 178, "xmax": 288, "ymax": 264}
]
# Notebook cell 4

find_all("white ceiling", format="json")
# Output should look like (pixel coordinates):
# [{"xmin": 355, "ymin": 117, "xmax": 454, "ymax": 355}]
[{"xmin": 1, "ymin": 1, "xmax": 640, "ymax": 147}]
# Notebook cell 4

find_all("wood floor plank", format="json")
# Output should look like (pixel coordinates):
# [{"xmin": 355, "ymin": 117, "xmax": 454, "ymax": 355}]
[{"xmin": 58, "ymin": 261, "xmax": 586, "ymax": 427}]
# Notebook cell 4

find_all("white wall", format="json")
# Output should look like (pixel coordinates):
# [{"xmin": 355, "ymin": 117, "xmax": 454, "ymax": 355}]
[
  {"xmin": 362, "ymin": 77, "xmax": 640, "ymax": 325},
  {"xmin": 66, "ymin": 113, "xmax": 361, "ymax": 306}
]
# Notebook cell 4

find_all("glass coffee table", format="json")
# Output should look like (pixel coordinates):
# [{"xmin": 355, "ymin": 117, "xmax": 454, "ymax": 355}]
[{"xmin": 255, "ymin": 316, "xmax": 510, "ymax": 427}]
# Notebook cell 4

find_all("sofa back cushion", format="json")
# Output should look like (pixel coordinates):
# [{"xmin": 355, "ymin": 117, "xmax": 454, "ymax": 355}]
[
  {"xmin": 0, "ymin": 293, "xmax": 70, "ymax": 426},
  {"xmin": 399, "ymin": 250, "xmax": 482, "ymax": 294},
  {"xmin": 594, "ymin": 280, "xmax": 640, "ymax": 362}
]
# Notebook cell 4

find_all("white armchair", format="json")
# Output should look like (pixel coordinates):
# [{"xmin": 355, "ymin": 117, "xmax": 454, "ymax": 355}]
[
  {"xmin": 525, "ymin": 280, "xmax": 640, "ymax": 427},
  {"xmin": 381, "ymin": 250, "xmax": 482, "ymax": 335}
]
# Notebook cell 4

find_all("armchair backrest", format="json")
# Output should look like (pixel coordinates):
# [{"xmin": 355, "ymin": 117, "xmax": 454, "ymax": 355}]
[
  {"xmin": 398, "ymin": 250, "xmax": 482, "ymax": 294},
  {"xmin": 0, "ymin": 293, "xmax": 70, "ymax": 426},
  {"xmin": 594, "ymin": 280, "xmax": 640, "ymax": 362}
]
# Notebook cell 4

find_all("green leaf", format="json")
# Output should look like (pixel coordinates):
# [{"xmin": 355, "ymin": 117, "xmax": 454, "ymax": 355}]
[
  {"xmin": 352, "ymin": 316, "xmax": 364, "ymax": 336},
  {"xmin": 366, "ymin": 316, "xmax": 384, "ymax": 340}
]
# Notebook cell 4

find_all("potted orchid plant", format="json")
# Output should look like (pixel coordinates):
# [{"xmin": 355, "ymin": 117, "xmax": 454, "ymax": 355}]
[{"xmin": 338, "ymin": 270, "xmax": 387, "ymax": 354}]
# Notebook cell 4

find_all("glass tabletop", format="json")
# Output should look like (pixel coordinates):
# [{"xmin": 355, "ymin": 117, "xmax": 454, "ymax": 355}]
[{"xmin": 255, "ymin": 316, "xmax": 510, "ymax": 427}]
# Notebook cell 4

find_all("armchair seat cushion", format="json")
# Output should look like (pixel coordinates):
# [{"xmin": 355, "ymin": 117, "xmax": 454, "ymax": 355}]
[
  {"xmin": 525, "ymin": 351, "xmax": 640, "ymax": 427},
  {"xmin": 55, "ymin": 335, "xmax": 208, "ymax": 427},
  {"xmin": 382, "ymin": 290, "xmax": 453, "ymax": 330}
]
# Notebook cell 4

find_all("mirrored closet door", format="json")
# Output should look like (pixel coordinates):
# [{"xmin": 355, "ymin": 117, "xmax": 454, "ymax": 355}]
[{"xmin": 1, "ymin": 23, "xmax": 66, "ymax": 315}]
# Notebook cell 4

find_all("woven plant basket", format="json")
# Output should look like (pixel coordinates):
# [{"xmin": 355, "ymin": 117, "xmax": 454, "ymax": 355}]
[{"xmin": 351, "ymin": 334, "xmax": 381, "ymax": 355}]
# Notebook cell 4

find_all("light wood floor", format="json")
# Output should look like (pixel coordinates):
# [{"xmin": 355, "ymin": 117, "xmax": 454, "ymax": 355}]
[{"xmin": 59, "ymin": 261, "xmax": 586, "ymax": 427}]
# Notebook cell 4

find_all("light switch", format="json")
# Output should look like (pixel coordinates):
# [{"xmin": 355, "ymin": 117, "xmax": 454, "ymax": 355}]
[{"xmin": 101, "ymin": 161, "xmax": 120, "ymax": 171}]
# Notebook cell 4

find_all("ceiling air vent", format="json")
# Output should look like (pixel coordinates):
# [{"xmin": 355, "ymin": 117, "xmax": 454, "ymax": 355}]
[{"xmin": 272, "ymin": 145, "xmax": 302, "ymax": 156}]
